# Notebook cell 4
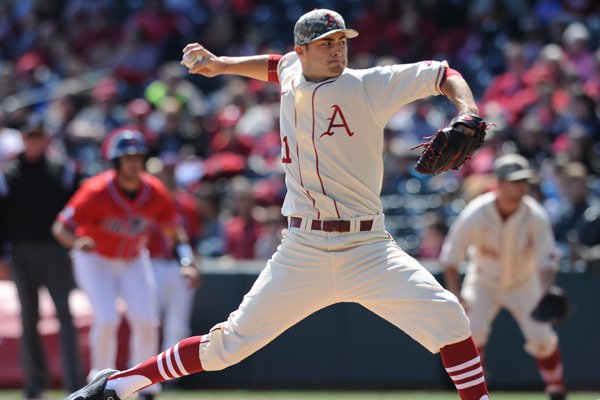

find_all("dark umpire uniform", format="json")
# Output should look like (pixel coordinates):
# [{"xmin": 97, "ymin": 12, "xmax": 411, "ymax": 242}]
[{"xmin": 0, "ymin": 124, "xmax": 82, "ymax": 399}]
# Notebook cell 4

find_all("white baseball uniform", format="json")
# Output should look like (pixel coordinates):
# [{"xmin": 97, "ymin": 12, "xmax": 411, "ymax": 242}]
[
  {"xmin": 440, "ymin": 191, "xmax": 560, "ymax": 357},
  {"xmin": 199, "ymin": 53, "xmax": 471, "ymax": 371}
]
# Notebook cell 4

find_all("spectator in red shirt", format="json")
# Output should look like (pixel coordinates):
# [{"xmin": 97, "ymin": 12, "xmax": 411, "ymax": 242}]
[{"xmin": 223, "ymin": 176, "xmax": 263, "ymax": 260}]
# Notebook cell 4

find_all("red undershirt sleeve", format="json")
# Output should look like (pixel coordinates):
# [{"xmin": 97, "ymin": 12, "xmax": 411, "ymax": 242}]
[{"xmin": 267, "ymin": 54, "xmax": 283, "ymax": 83}]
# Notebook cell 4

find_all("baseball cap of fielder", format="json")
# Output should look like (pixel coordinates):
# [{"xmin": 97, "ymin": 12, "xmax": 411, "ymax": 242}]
[
  {"xmin": 294, "ymin": 9, "xmax": 359, "ymax": 45},
  {"xmin": 494, "ymin": 154, "xmax": 534, "ymax": 182}
]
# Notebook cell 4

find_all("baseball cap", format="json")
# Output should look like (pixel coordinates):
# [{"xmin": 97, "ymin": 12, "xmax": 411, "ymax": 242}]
[
  {"xmin": 494, "ymin": 154, "xmax": 534, "ymax": 182},
  {"xmin": 294, "ymin": 9, "xmax": 358, "ymax": 45}
]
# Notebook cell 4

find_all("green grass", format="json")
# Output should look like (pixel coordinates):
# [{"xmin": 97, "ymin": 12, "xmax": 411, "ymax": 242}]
[{"xmin": 2, "ymin": 390, "xmax": 599, "ymax": 400}]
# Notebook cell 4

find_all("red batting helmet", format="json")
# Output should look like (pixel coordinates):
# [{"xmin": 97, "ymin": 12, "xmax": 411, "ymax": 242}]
[{"xmin": 106, "ymin": 129, "xmax": 148, "ymax": 161}]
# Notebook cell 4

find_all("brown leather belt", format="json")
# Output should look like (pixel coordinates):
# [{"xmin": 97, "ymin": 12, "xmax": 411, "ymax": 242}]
[{"xmin": 289, "ymin": 217, "xmax": 373, "ymax": 233}]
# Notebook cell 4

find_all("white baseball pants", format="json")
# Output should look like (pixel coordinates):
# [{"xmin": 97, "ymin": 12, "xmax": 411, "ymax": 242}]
[
  {"xmin": 462, "ymin": 273, "xmax": 558, "ymax": 358},
  {"xmin": 71, "ymin": 250, "xmax": 159, "ymax": 381},
  {"xmin": 151, "ymin": 258, "xmax": 195, "ymax": 350},
  {"xmin": 199, "ymin": 219, "xmax": 471, "ymax": 371}
]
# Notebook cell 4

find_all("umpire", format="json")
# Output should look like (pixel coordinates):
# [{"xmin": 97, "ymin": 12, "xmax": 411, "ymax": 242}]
[{"xmin": 0, "ymin": 117, "xmax": 83, "ymax": 399}]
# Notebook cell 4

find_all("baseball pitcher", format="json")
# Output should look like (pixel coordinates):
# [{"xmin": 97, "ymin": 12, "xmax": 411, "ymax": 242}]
[{"xmin": 66, "ymin": 9, "xmax": 490, "ymax": 400}]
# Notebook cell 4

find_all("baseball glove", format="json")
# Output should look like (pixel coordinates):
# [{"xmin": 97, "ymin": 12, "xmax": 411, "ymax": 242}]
[
  {"xmin": 412, "ymin": 115, "xmax": 488, "ymax": 174},
  {"xmin": 531, "ymin": 285, "xmax": 573, "ymax": 324}
]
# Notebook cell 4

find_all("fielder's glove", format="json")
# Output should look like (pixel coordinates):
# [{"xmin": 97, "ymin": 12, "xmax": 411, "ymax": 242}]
[
  {"xmin": 531, "ymin": 285, "xmax": 573, "ymax": 324},
  {"xmin": 413, "ymin": 115, "xmax": 488, "ymax": 174}
]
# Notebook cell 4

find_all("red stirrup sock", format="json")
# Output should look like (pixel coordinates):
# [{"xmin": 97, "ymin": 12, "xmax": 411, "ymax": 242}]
[
  {"xmin": 440, "ymin": 337, "xmax": 490, "ymax": 400},
  {"xmin": 536, "ymin": 347, "xmax": 566, "ymax": 395},
  {"xmin": 107, "ymin": 336, "xmax": 205, "ymax": 398}
]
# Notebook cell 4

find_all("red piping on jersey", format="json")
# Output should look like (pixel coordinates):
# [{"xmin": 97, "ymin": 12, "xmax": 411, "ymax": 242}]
[
  {"xmin": 267, "ymin": 54, "xmax": 283, "ymax": 83},
  {"xmin": 106, "ymin": 181, "xmax": 151, "ymax": 211},
  {"xmin": 107, "ymin": 174, "xmax": 151, "ymax": 211},
  {"xmin": 291, "ymin": 78, "xmax": 319, "ymax": 217},
  {"xmin": 435, "ymin": 66, "xmax": 444, "ymax": 95},
  {"xmin": 333, "ymin": 197, "xmax": 340, "ymax": 218},
  {"xmin": 311, "ymin": 80, "xmax": 340, "ymax": 218}
]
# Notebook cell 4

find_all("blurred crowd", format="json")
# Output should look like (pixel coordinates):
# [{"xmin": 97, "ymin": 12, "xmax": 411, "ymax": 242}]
[{"xmin": 1, "ymin": 0, "xmax": 600, "ymax": 267}]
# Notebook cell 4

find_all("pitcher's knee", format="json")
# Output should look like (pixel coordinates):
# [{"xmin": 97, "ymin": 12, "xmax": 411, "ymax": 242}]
[
  {"xmin": 199, "ymin": 321, "xmax": 254, "ymax": 371},
  {"xmin": 441, "ymin": 292, "xmax": 470, "ymax": 323},
  {"xmin": 421, "ymin": 297, "xmax": 473, "ymax": 353},
  {"xmin": 443, "ymin": 299, "xmax": 472, "ymax": 341}
]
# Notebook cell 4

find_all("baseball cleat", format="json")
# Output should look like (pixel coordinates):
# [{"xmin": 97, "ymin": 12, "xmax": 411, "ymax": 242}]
[
  {"xmin": 65, "ymin": 369, "xmax": 120, "ymax": 400},
  {"xmin": 549, "ymin": 392, "xmax": 566, "ymax": 400}
]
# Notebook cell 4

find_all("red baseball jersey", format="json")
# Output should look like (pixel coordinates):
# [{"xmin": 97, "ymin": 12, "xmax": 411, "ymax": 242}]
[{"xmin": 58, "ymin": 170, "xmax": 179, "ymax": 259}]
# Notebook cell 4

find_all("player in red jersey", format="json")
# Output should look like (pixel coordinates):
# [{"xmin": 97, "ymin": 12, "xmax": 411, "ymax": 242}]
[{"xmin": 52, "ymin": 130, "xmax": 197, "ymax": 399}]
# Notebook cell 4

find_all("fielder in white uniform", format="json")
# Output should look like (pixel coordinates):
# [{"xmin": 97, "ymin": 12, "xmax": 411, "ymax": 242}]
[
  {"xmin": 441, "ymin": 154, "xmax": 567, "ymax": 400},
  {"xmin": 66, "ymin": 9, "xmax": 490, "ymax": 400}
]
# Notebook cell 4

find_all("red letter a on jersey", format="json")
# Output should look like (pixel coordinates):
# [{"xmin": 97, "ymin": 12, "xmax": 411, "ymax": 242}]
[{"xmin": 320, "ymin": 105, "xmax": 354, "ymax": 138}]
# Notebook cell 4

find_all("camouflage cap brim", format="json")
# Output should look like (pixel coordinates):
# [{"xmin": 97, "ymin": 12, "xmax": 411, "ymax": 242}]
[
  {"xmin": 294, "ymin": 9, "xmax": 359, "ymax": 45},
  {"xmin": 304, "ymin": 28, "xmax": 359, "ymax": 44}
]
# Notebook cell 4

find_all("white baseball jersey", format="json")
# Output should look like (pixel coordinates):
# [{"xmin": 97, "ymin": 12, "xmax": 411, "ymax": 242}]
[
  {"xmin": 440, "ymin": 192, "xmax": 560, "ymax": 357},
  {"xmin": 197, "ymin": 55, "xmax": 475, "ymax": 374},
  {"xmin": 440, "ymin": 192, "xmax": 559, "ymax": 289},
  {"xmin": 277, "ymin": 52, "xmax": 447, "ymax": 218}
]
